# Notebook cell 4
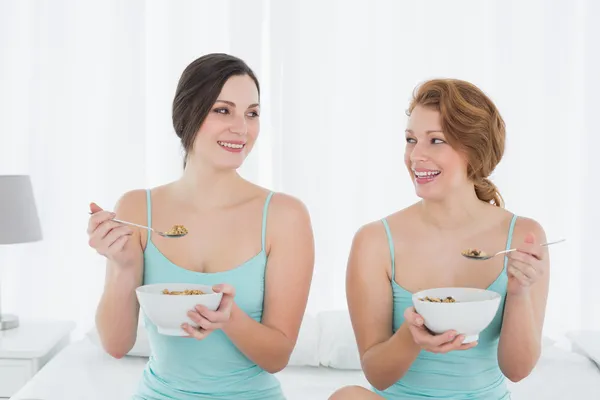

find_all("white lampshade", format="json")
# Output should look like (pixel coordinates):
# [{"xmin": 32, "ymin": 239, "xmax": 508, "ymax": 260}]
[{"xmin": 0, "ymin": 175, "xmax": 43, "ymax": 244}]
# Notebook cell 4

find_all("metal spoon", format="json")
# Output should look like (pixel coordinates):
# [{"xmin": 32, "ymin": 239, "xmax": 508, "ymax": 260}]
[
  {"xmin": 461, "ymin": 239, "xmax": 566, "ymax": 261},
  {"xmin": 89, "ymin": 213, "xmax": 187, "ymax": 238}
]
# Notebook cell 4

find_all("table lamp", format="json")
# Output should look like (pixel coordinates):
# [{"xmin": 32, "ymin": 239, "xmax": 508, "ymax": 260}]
[{"xmin": 0, "ymin": 175, "xmax": 43, "ymax": 330}]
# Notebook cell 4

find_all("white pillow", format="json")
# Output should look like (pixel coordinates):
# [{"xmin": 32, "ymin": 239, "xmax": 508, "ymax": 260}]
[
  {"xmin": 87, "ymin": 313, "xmax": 320, "ymax": 366},
  {"xmin": 315, "ymin": 309, "xmax": 558, "ymax": 370},
  {"xmin": 288, "ymin": 313, "xmax": 320, "ymax": 367},
  {"xmin": 542, "ymin": 335, "xmax": 556, "ymax": 348},
  {"xmin": 566, "ymin": 330, "xmax": 600, "ymax": 368},
  {"xmin": 317, "ymin": 310, "xmax": 362, "ymax": 370}
]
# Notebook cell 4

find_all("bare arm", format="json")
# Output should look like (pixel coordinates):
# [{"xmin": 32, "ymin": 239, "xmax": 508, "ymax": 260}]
[
  {"xmin": 498, "ymin": 218, "xmax": 550, "ymax": 382},
  {"xmin": 91, "ymin": 190, "xmax": 146, "ymax": 359},
  {"xmin": 346, "ymin": 223, "xmax": 421, "ymax": 391},
  {"xmin": 221, "ymin": 194, "xmax": 315, "ymax": 373}
]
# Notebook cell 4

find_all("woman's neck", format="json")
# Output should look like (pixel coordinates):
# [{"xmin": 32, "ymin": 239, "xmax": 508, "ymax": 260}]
[
  {"xmin": 419, "ymin": 186, "xmax": 488, "ymax": 231},
  {"xmin": 176, "ymin": 160, "xmax": 245, "ymax": 208}
]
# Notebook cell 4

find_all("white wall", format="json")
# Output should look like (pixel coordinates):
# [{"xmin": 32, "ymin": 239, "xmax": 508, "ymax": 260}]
[{"xmin": 1, "ymin": 0, "xmax": 598, "ymax": 339}]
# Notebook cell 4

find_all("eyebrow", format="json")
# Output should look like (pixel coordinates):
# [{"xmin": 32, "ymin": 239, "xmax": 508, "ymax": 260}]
[
  {"xmin": 215, "ymin": 99, "xmax": 260, "ymax": 109},
  {"xmin": 405, "ymin": 129, "xmax": 444, "ymax": 134}
]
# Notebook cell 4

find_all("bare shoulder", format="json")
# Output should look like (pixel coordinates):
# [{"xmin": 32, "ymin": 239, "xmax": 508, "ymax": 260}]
[
  {"xmin": 355, "ymin": 204, "xmax": 419, "ymax": 249},
  {"xmin": 114, "ymin": 189, "xmax": 148, "ymax": 222},
  {"xmin": 240, "ymin": 180, "xmax": 311, "ymax": 223},
  {"xmin": 348, "ymin": 205, "xmax": 418, "ymax": 275},
  {"xmin": 385, "ymin": 203, "xmax": 421, "ymax": 229},
  {"xmin": 373, "ymin": 203, "xmax": 422, "ymax": 250},
  {"xmin": 352, "ymin": 220, "xmax": 389, "ymax": 257},
  {"xmin": 512, "ymin": 214, "xmax": 548, "ymax": 243},
  {"xmin": 262, "ymin": 192, "xmax": 313, "ymax": 255},
  {"xmin": 267, "ymin": 192, "xmax": 311, "ymax": 226},
  {"xmin": 113, "ymin": 189, "xmax": 152, "ymax": 248}
]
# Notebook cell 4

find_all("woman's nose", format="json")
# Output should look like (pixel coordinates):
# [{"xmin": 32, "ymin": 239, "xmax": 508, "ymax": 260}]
[
  {"xmin": 410, "ymin": 143, "xmax": 429, "ymax": 162},
  {"xmin": 229, "ymin": 115, "xmax": 247, "ymax": 135}
]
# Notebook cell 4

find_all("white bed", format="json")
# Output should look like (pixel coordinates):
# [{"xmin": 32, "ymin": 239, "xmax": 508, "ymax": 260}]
[{"xmin": 10, "ymin": 335, "xmax": 600, "ymax": 400}]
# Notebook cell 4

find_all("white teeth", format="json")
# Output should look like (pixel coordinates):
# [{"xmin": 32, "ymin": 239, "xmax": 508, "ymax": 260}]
[
  {"xmin": 218, "ymin": 141, "xmax": 244, "ymax": 149},
  {"xmin": 414, "ymin": 170, "xmax": 441, "ymax": 177}
]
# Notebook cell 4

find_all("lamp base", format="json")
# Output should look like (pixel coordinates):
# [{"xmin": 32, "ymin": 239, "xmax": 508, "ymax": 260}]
[{"xmin": 0, "ymin": 314, "xmax": 19, "ymax": 331}]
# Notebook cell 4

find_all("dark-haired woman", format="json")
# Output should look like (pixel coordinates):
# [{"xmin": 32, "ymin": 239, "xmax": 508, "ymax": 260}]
[{"xmin": 86, "ymin": 53, "xmax": 315, "ymax": 400}]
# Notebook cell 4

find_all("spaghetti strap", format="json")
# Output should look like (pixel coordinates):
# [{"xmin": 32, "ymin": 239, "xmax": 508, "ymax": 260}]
[
  {"xmin": 503, "ymin": 214, "xmax": 518, "ymax": 270},
  {"xmin": 381, "ymin": 218, "xmax": 396, "ymax": 280},
  {"xmin": 261, "ymin": 192, "xmax": 274, "ymax": 251},
  {"xmin": 146, "ymin": 189, "xmax": 152, "ymax": 238}
]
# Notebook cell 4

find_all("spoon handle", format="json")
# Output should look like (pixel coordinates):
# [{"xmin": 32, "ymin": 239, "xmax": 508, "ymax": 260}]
[
  {"xmin": 497, "ymin": 239, "xmax": 566, "ymax": 256},
  {"xmin": 89, "ymin": 212, "xmax": 160, "ymax": 234},
  {"xmin": 541, "ymin": 238, "xmax": 566, "ymax": 246},
  {"xmin": 495, "ymin": 248, "xmax": 517, "ymax": 256},
  {"xmin": 112, "ymin": 218, "xmax": 155, "ymax": 232}
]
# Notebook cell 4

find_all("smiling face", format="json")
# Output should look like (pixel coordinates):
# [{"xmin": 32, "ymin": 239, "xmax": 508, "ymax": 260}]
[
  {"xmin": 404, "ymin": 105, "xmax": 470, "ymax": 201},
  {"xmin": 187, "ymin": 75, "xmax": 260, "ymax": 171}
]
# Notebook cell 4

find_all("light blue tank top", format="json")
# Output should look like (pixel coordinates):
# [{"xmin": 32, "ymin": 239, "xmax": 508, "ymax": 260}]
[
  {"xmin": 133, "ymin": 190, "xmax": 285, "ymax": 400},
  {"xmin": 374, "ymin": 215, "xmax": 518, "ymax": 400}
]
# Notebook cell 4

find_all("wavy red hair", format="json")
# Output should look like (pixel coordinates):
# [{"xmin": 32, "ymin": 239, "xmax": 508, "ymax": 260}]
[{"xmin": 407, "ymin": 79, "xmax": 506, "ymax": 207}]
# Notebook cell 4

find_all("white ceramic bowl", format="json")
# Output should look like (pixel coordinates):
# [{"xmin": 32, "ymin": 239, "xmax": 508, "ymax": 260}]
[
  {"xmin": 136, "ymin": 283, "xmax": 223, "ymax": 336},
  {"xmin": 412, "ymin": 287, "xmax": 501, "ymax": 343}
]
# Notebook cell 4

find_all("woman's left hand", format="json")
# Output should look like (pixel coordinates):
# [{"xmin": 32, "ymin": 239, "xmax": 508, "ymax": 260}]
[
  {"xmin": 506, "ymin": 233, "xmax": 545, "ymax": 296},
  {"xmin": 183, "ymin": 284, "xmax": 236, "ymax": 340}
]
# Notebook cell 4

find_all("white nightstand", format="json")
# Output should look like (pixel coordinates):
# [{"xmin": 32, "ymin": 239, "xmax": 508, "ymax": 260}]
[{"xmin": 0, "ymin": 320, "xmax": 75, "ymax": 399}]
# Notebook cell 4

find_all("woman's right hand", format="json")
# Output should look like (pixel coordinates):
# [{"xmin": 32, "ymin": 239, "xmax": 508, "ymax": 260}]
[
  {"xmin": 87, "ymin": 202, "xmax": 136, "ymax": 266},
  {"xmin": 403, "ymin": 306, "xmax": 478, "ymax": 353}
]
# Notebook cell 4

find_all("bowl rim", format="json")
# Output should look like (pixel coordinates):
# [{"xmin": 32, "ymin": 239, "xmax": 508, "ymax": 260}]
[
  {"xmin": 135, "ymin": 283, "xmax": 220, "ymax": 296},
  {"xmin": 412, "ymin": 286, "xmax": 501, "ymax": 304}
]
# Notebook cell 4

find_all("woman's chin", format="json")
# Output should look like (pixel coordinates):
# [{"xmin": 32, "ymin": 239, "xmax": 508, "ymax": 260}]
[
  {"xmin": 213, "ymin": 159, "xmax": 245, "ymax": 171},
  {"xmin": 414, "ymin": 185, "xmax": 445, "ymax": 201}
]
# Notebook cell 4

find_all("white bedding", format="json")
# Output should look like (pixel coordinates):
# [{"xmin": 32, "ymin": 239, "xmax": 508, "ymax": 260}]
[{"xmin": 10, "ymin": 337, "xmax": 600, "ymax": 400}]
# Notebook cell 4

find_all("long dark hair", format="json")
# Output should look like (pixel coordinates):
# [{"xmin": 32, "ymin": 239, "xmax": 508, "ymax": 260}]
[{"xmin": 172, "ymin": 53, "xmax": 260, "ymax": 167}]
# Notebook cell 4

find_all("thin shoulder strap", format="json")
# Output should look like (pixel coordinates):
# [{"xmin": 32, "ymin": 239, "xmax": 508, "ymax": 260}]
[
  {"xmin": 261, "ymin": 192, "xmax": 275, "ymax": 251},
  {"xmin": 381, "ymin": 218, "xmax": 396, "ymax": 279},
  {"xmin": 146, "ymin": 189, "xmax": 152, "ymax": 235},
  {"xmin": 503, "ymin": 214, "xmax": 518, "ymax": 270}
]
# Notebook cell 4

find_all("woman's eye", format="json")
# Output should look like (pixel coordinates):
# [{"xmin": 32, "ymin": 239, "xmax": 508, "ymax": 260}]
[
  {"xmin": 214, "ymin": 108, "xmax": 229, "ymax": 115},
  {"xmin": 248, "ymin": 111, "xmax": 259, "ymax": 118},
  {"xmin": 432, "ymin": 138, "xmax": 445, "ymax": 144},
  {"xmin": 406, "ymin": 138, "xmax": 416, "ymax": 144}
]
